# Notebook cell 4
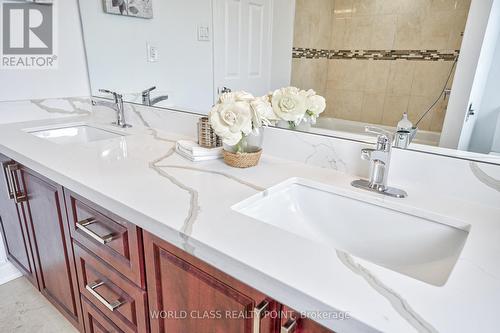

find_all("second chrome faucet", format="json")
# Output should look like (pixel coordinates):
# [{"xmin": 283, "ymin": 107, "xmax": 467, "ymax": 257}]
[{"xmin": 352, "ymin": 127, "xmax": 408, "ymax": 198}]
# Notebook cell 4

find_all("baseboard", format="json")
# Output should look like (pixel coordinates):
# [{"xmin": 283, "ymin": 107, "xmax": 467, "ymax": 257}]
[{"xmin": 0, "ymin": 261, "xmax": 22, "ymax": 285}]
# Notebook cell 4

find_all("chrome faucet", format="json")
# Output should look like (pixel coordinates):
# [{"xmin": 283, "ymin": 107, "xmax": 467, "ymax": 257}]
[
  {"xmin": 142, "ymin": 86, "xmax": 169, "ymax": 106},
  {"xmin": 98, "ymin": 89, "xmax": 131, "ymax": 128},
  {"xmin": 352, "ymin": 127, "xmax": 407, "ymax": 198}
]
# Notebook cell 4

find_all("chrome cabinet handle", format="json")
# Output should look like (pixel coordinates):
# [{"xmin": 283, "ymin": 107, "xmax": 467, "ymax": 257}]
[
  {"xmin": 86, "ymin": 281, "xmax": 124, "ymax": 312},
  {"xmin": 253, "ymin": 300, "xmax": 269, "ymax": 333},
  {"xmin": 76, "ymin": 218, "xmax": 116, "ymax": 244},
  {"xmin": 2, "ymin": 162, "xmax": 15, "ymax": 200},
  {"xmin": 281, "ymin": 319, "xmax": 297, "ymax": 333},
  {"xmin": 7, "ymin": 164, "xmax": 27, "ymax": 203}
]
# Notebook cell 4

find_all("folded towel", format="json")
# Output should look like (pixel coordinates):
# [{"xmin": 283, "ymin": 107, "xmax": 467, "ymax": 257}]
[
  {"xmin": 177, "ymin": 140, "xmax": 223, "ymax": 157},
  {"xmin": 176, "ymin": 141, "xmax": 222, "ymax": 162}
]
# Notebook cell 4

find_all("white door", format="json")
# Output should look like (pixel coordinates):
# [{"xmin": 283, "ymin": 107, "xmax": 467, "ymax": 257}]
[{"xmin": 213, "ymin": 0, "xmax": 273, "ymax": 98}]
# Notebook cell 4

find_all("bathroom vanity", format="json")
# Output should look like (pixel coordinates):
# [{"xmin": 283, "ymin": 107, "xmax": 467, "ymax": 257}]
[
  {"xmin": 0, "ymin": 134, "xmax": 335, "ymax": 333},
  {"xmin": 0, "ymin": 110, "xmax": 498, "ymax": 333}
]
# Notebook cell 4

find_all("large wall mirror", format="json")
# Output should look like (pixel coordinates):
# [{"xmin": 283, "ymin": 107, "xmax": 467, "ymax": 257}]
[{"xmin": 79, "ymin": 0, "xmax": 500, "ymax": 164}]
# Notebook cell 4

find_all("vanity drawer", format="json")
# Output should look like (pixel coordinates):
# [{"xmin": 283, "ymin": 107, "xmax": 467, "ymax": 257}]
[
  {"xmin": 74, "ymin": 242, "xmax": 149, "ymax": 333},
  {"xmin": 82, "ymin": 296, "xmax": 124, "ymax": 333},
  {"xmin": 65, "ymin": 190, "xmax": 145, "ymax": 287}
]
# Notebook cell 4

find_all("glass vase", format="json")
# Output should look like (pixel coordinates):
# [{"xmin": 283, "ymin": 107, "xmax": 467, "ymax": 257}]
[{"xmin": 224, "ymin": 130, "xmax": 264, "ymax": 154}]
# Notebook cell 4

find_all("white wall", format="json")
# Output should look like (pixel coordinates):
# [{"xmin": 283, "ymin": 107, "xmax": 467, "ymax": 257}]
[
  {"xmin": 0, "ymin": 0, "xmax": 90, "ymax": 101},
  {"xmin": 80, "ymin": 0, "xmax": 214, "ymax": 113},
  {"xmin": 469, "ymin": 29, "xmax": 500, "ymax": 153},
  {"xmin": 440, "ymin": 0, "xmax": 496, "ymax": 149}
]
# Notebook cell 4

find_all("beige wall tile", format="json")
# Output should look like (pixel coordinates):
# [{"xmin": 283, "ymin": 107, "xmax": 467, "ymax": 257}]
[
  {"xmin": 344, "ymin": 16, "xmax": 373, "ymax": 49},
  {"xmin": 421, "ymin": 11, "xmax": 456, "ymax": 50},
  {"xmin": 411, "ymin": 61, "xmax": 454, "ymax": 97},
  {"xmin": 291, "ymin": 58, "xmax": 329, "ymax": 96},
  {"xmin": 448, "ymin": 9, "xmax": 469, "ymax": 49},
  {"xmin": 361, "ymin": 92, "xmax": 385, "ymax": 124},
  {"xmin": 430, "ymin": 99, "xmax": 449, "ymax": 132},
  {"xmin": 375, "ymin": 0, "xmax": 401, "ymax": 14},
  {"xmin": 328, "ymin": 89, "xmax": 364, "ymax": 121},
  {"xmin": 382, "ymin": 95, "xmax": 410, "ymax": 126},
  {"xmin": 334, "ymin": 0, "xmax": 354, "ymax": 18},
  {"xmin": 407, "ymin": 95, "xmax": 435, "ymax": 130},
  {"xmin": 363, "ymin": 61, "xmax": 391, "ymax": 93},
  {"xmin": 352, "ymin": 0, "xmax": 377, "ymax": 16},
  {"xmin": 387, "ymin": 60, "xmax": 416, "ymax": 95},
  {"xmin": 294, "ymin": 0, "xmax": 334, "ymax": 49},
  {"xmin": 394, "ymin": 13, "xmax": 422, "ymax": 49},
  {"xmin": 327, "ymin": 59, "xmax": 367, "ymax": 90},
  {"xmin": 331, "ymin": 17, "xmax": 348, "ymax": 49},
  {"xmin": 370, "ymin": 14, "xmax": 397, "ymax": 49}
]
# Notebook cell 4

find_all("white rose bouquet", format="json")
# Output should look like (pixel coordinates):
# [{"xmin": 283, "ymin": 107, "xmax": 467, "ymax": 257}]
[
  {"xmin": 270, "ymin": 87, "xmax": 326, "ymax": 128},
  {"xmin": 209, "ymin": 91, "xmax": 274, "ymax": 153}
]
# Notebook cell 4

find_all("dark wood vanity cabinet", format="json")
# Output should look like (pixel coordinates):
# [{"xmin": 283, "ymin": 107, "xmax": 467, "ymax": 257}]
[
  {"xmin": 144, "ymin": 232, "xmax": 280, "ymax": 333},
  {"xmin": 0, "ymin": 154, "xmax": 336, "ymax": 333},
  {"xmin": 19, "ymin": 166, "xmax": 83, "ymax": 330},
  {"xmin": 0, "ymin": 156, "xmax": 38, "ymax": 288}
]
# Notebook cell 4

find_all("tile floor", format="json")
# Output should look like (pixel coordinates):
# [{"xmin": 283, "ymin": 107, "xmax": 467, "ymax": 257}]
[{"xmin": 0, "ymin": 277, "xmax": 78, "ymax": 333}]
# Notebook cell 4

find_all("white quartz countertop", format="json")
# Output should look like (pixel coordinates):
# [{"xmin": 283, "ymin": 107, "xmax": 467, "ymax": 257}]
[{"xmin": 1, "ymin": 116, "xmax": 499, "ymax": 333}]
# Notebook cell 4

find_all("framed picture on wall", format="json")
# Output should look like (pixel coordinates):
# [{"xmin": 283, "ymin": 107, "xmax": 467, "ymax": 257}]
[{"xmin": 103, "ymin": 0, "xmax": 153, "ymax": 19}]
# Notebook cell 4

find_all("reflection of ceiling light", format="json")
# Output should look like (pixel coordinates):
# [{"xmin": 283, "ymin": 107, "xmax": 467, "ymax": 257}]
[{"xmin": 334, "ymin": 9, "xmax": 353, "ymax": 14}]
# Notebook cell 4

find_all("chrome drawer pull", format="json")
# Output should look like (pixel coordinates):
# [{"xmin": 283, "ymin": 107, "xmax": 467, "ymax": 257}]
[
  {"xmin": 253, "ymin": 300, "xmax": 269, "ymax": 333},
  {"xmin": 76, "ymin": 218, "xmax": 116, "ymax": 244},
  {"xmin": 281, "ymin": 319, "xmax": 297, "ymax": 333},
  {"xmin": 86, "ymin": 281, "xmax": 124, "ymax": 312},
  {"xmin": 2, "ymin": 162, "xmax": 14, "ymax": 200},
  {"xmin": 6, "ymin": 163, "xmax": 27, "ymax": 203}
]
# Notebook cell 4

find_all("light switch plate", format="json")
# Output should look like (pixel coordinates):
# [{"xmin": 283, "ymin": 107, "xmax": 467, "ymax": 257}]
[
  {"xmin": 198, "ymin": 26, "xmax": 210, "ymax": 42},
  {"xmin": 147, "ymin": 43, "xmax": 159, "ymax": 62}
]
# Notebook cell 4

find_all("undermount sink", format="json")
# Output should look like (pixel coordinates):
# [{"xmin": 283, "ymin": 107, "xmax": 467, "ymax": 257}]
[
  {"xmin": 233, "ymin": 178, "xmax": 470, "ymax": 286},
  {"xmin": 28, "ymin": 125, "xmax": 124, "ymax": 145}
]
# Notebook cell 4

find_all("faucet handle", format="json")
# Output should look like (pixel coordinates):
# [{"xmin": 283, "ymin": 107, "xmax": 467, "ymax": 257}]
[
  {"xmin": 99, "ymin": 89, "xmax": 123, "ymax": 102},
  {"xmin": 142, "ymin": 86, "xmax": 157, "ymax": 96},
  {"xmin": 365, "ymin": 126, "xmax": 394, "ymax": 151}
]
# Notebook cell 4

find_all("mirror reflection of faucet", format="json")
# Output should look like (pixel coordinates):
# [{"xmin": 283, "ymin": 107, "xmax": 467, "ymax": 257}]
[
  {"xmin": 142, "ymin": 86, "xmax": 169, "ymax": 106},
  {"xmin": 394, "ymin": 113, "xmax": 418, "ymax": 149}
]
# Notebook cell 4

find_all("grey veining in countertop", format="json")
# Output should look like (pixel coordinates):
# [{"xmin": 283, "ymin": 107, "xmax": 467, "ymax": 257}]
[{"xmin": 0, "ymin": 103, "xmax": 499, "ymax": 333}]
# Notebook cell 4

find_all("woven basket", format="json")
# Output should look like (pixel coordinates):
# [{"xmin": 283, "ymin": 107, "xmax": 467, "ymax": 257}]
[{"xmin": 223, "ymin": 149, "xmax": 262, "ymax": 168}]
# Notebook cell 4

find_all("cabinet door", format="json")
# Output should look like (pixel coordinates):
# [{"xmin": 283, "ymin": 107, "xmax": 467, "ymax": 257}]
[
  {"xmin": 144, "ymin": 232, "xmax": 279, "ymax": 333},
  {"xmin": 0, "ymin": 157, "xmax": 38, "ymax": 287},
  {"xmin": 20, "ymin": 167, "xmax": 83, "ymax": 331},
  {"xmin": 280, "ymin": 306, "xmax": 335, "ymax": 333}
]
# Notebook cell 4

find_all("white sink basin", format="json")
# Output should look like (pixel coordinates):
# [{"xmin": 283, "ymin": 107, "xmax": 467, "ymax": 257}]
[
  {"xmin": 28, "ymin": 125, "xmax": 124, "ymax": 145},
  {"xmin": 233, "ymin": 178, "xmax": 470, "ymax": 286}
]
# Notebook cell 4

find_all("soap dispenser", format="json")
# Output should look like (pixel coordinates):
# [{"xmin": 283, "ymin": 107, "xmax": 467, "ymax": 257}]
[{"xmin": 394, "ymin": 113, "xmax": 418, "ymax": 149}]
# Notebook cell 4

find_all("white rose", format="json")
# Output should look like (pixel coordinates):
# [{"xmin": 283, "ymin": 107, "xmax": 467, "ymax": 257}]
[
  {"xmin": 209, "ymin": 99, "xmax": 253, "ymax": 146},
  {"xmin": 250, "ymin": 96, "xmax": 277, "ymax": 129},
  {"xmin": 271, "ymin": 87, "xmax": 308, "ymax": 122},
  {"xmin": 219, "ymin": 91, "xmax": 254, "ymax": 104},
  {"xmin": 307, "ymin": 94, "xmax": 326, "ymax": 117}
]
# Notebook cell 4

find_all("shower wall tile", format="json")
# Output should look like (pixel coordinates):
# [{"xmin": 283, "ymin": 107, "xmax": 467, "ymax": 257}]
[
  {"xmin": 291, "ymin": 58, "xmax": 329, "ymax": 96},
  {"xmin": 387, "ymin": 60, "xmax": 416, "ymax": 95},
  {"xmin": 294, "ymin": 0, "xmax": 334, "ymax": 49},
  {"xmin": 291, "ymin": 0, "xmax": 470, "ymax": 132},
  {"xmin": 361, "ymin": 92, "xmax": 385, "ymax": 124}
]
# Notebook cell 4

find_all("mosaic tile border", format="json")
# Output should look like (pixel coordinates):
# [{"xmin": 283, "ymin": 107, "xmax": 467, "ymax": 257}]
[{"xmin": 292, "ymin": 47, "xmax": 460, "ymax": 61}]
